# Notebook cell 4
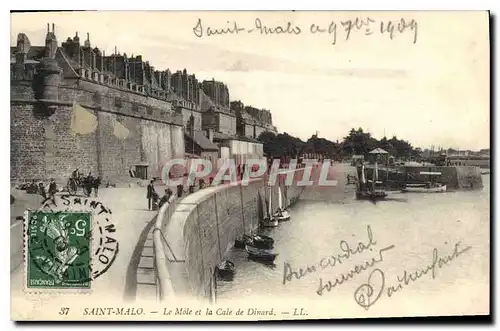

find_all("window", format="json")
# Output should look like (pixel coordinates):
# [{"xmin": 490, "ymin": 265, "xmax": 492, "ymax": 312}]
[
  {"xmin": 114, "ymin": 97, "xmax": 122, "ymax": 108},
  {"xmin": 92, "ymin": 92, "xmax": 102, "ymax": 106}
]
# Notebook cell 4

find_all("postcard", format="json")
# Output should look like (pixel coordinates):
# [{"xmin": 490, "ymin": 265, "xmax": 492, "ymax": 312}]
[{"xmin": 10, "ymin": 10, "xmax": 490, "ymax": 321}]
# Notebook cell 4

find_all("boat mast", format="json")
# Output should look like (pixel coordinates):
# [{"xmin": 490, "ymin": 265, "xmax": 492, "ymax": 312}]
[{"xmin": 268, "ymin": 186, "xmax": 272, "ymax": 218}]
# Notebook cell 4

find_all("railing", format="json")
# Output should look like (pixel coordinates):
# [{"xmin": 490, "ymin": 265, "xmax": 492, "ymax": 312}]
[
  {"xmin": 152, "ymin": 167, "xmax": 309, "ymax": 301},
  {"xmin": 152, "ymin": 195, "xmax": 178, "ymax": 302}
]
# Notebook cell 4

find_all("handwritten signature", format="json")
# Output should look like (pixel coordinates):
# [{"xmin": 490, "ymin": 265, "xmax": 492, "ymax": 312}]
[
  {"xmin": 192, "ymin": 17, "xmax": 418, "ymax": 45},
  {"xmin": 353, "ymin": 241, "xmax": 472, "ymax": 310}
]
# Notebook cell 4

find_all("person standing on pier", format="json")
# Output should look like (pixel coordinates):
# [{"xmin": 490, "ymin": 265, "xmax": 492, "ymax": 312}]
[
  {"xmin": 93, "ymin": 176, "xmax": 102, "ymax": 198},
  {"xmin": 48, "ymin": 178, "xmax": 57, "ymax": 199},
  {"xmin": 147, "ymin": 180, "xmax": 156, "ymax": 210}
]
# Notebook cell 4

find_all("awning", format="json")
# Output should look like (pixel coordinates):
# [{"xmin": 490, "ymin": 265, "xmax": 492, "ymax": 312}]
[{"xmin": 369, "ymin": 148, "xmax": 389, "ymax": 154}]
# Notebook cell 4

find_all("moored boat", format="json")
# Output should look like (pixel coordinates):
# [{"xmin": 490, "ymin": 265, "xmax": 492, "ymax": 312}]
[
  {"xmin": 261, "ymin": 186, "xmax": 279, "ymax": 227},
  {"xmin": 402, "ymin": 171, "xmax": 447, "ymax": 193},
  {"xmin": 245, "ymin": 245, "xmax": 278, "ymax": 262},
  {"xmin": 252, "ymin": 234, "xmax": 274, "ymax": 249},
  {"xmin": 273, "ymin": 187, "xmax": 291, "ymax": 221},
  {"xmin": 261, "ymin": 217, "xmax": 279, "ymax": 227},
  {"xmin": 234, "ymin": 234, "xmax": 253, "ymax": 249},
  {"xmin": 402, "ymin": 183, "xmax": 447, "ymax": 193},
  {"xmin": 215, "ymin": 260, "xmax": 235, "ymax": 280},
  {"xmin": 235, "ymin": 234, "xmax": 274, "ymax": 249},
  {"xmin": 356, "ymin": 162, "xmax": 387, "ymax": 201},
  {"xmin": 273, "ymin": 208, "xmax": 291, "ymax": 222}
]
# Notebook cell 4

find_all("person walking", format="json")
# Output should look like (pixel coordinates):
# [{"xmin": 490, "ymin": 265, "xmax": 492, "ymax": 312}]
[
  {"xmin": 48, "ymin": 178, "xmax": 57, "ymax": 199},
  {"xmin": 84, "ymin": 172, "xmax": 93, "ymax": 197},
  {"xmin": 38, "ymin": 182, "xmax": 47, "ymax": 200},
  {"xmin": 158, "ymin": 188, "xmax": 173, "ymax": 209},
  {"xmin": 147, "ymin": 180, "xmax": 156, "ymax": 210},
  {"xmin": 93, "ymin": 176, "xmax": 102, "ymax": 197}
]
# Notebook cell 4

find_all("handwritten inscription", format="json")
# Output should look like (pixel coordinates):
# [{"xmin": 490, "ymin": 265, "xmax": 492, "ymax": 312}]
[
  {"xmin": 353, "ymin": 241, "xmax": 472, "ymax": 310},
  {"xmin": 283, "ymin": 225, "xmax": 397, "ymax": 297},
  {"xmin": 282, "ymin": 225, "xmax": 380, "ymax": 285},
  {"xmin": 316, "ymin": 244, "xmax": 395, "ymax": 296},
  {"xmin": 192, "ymin": 17, "xmax": 418, "ymax": 45}
]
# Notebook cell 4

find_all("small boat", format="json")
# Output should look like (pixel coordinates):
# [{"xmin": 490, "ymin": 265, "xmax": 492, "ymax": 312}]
[
  {"xmin": 356, "ymin": 163, "xmax": 387, "ymax": 201},
  {"xmin": 245, "ymin": 245, "xmax": 278, "ymax": 262},
  {"xmin": 215, "ymin": 260, "xmax": 235, "ymax": 280},
  {"xmin": 261, "ymin": 187, "xmax": 279, "ymax": 227},
  {"xmin": 274, "ymin": 208, "xmax": 291, "ymax": 222},
  {"xmin": 252, "ymin": 234, "xmax": 274, "ymax": 249},
  {"xmin": 261, "ymin": 217, "xmax": 279, "ymax": 227},
  {"xmin": 402, "ymin": 171, "xmax": 447, "ymax": 193},
  {"xmin": 273, "ymin": 187, "xmax": 291, "ymax": 221},
  {"xmin": 402, "ymin": 183, "xmax": 447, "ymax": 193},
  {"xmin": 234, "ymin": 234, "xmax": 253, "ymax": 248},
  {"xmin": 235, "ymin": 234, "xmax": 274, "ymax": 249}
]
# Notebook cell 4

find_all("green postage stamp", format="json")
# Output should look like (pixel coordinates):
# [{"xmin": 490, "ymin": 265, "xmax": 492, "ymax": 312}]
[{"xmin": 26, "ymin": 211, "xmax": 92, "ymax": 290}]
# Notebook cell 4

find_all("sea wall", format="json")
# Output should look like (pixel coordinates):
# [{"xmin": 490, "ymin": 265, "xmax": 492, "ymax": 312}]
[
  {"xmin": 11, "ymin": 80, "xmax": 185, "ymax": 183},
  {"xmin": 154, "ymin": 168, "xmax": 306, "ymax": 301}
]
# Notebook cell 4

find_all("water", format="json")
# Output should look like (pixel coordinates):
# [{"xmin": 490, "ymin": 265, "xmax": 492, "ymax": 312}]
[{"xmin": 215, "ymin": 174, "xmax": 490, "ymax": 316}]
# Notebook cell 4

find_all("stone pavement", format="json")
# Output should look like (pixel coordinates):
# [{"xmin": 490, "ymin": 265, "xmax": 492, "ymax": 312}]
[{"xmin": 10, "ymin": 183, "xmax": 165, "ymax": 320}]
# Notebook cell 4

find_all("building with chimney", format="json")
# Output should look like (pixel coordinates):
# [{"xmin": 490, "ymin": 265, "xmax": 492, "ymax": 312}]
[{"xmin": 10, "ymin": 23, "xmax": 278, "ymax": 182}]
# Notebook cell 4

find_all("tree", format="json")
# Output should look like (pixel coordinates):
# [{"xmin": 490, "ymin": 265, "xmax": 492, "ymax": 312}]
[{"xmin": 257, "ymin": 131, "xmax": 305, "ymax": 159}]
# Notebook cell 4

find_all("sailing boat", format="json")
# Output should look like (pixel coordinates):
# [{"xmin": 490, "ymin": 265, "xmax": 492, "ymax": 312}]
[
  {"xmin": 356, "ymin": 162, "xmax": 387, "ymax": 201},
  {"xmin": 273, "ymin": 187, "xmax": 291, "ymax": 222},
  {"xmin": 261, "ymin": 186, "xmax": 279, "ymax": 227},
  {"xmin": 402, "ymin": 171, "xmax": 447, "ymax": 193}
]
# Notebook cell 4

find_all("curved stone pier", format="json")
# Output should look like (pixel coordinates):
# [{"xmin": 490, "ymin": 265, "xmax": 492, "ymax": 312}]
[{"xmin": 153, "ymin": 168, "xmax": 307, "ymax": 301}]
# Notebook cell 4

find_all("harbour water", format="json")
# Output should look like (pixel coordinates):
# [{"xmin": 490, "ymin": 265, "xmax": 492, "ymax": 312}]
[{"xmin": 215, "ymin": 174, "xmax": 490, "ymax": 316}]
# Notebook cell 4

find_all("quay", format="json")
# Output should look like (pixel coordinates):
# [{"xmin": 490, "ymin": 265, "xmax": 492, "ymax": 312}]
[{"xmin": 361, "ymin": 165, "xmax": 483, "ymax": 190}]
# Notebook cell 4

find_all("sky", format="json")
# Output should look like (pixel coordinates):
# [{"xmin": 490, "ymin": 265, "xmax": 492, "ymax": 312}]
[{"xmin": 10, "ymin": 11, "xmax": 490, "ymax": 150}]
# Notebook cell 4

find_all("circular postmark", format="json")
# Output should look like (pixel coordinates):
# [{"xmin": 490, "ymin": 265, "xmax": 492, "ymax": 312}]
[{"xmin": 26, "ymin": 194, "xmax": 119, "ymax": 288}]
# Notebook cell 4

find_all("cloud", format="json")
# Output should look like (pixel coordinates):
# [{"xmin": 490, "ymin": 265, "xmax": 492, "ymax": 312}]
[{"xmin": 226, "ymin": 60, "xmax": 250, "ymax": 72}]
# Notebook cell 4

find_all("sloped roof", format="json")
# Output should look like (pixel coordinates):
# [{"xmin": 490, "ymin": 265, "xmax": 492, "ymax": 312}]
[
  {"xmin": 369, "ymin": 148, "xmax": 389, "ymax": 154},
  {"xmin": 186, "ymin": 130, "xmax": 219, "ymax": 151}
]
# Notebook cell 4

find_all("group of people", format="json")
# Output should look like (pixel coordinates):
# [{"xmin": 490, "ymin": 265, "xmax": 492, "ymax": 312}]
[
  {"xmin": 146, "ymin": 180, "xmax": 174, "ymax": 211},
  {"xmin": 71, "ymin": 168, "xmax": 102, "ymax": 197},
  {"xmin": 36, "ymin": 178, "xmax": 58, "ymax": 200}
]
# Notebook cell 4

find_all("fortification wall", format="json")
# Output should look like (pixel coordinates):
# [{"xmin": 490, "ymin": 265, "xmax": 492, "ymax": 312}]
[
  {"xmin": 155, "ymin": 168, "xmax": 305, "ymax": 301},
  {"xmin": 11, "ymin": 79, "xmax": 185, "ymax": 183}
]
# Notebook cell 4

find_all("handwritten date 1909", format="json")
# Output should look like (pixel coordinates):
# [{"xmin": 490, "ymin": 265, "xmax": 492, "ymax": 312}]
[
  {"xmin": 354, "ymin": 241, "xmax": 472, "ymax": 310},
  {"xmin": 192, "ymin": 17, "xmax": 418, "ymax": 45}
]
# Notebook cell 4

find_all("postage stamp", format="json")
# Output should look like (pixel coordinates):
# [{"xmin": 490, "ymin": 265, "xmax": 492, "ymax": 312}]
[{"xmin": 26, "ymin": 211, "xmax": 92, "ymax": 289}]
